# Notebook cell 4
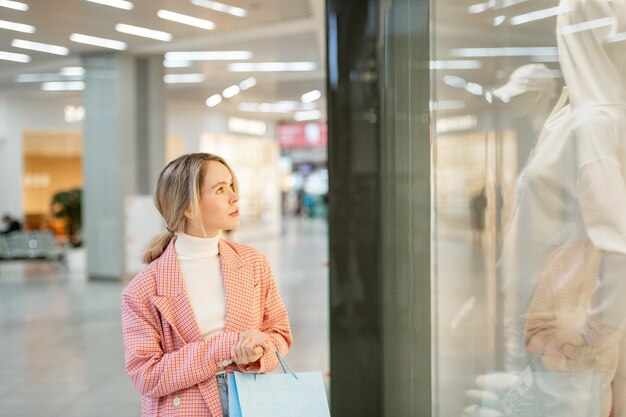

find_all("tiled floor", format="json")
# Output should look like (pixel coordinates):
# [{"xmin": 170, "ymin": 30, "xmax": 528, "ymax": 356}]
[{"xmin": 0, "ymin": 217, "xmax": 329, "ymax": 417}]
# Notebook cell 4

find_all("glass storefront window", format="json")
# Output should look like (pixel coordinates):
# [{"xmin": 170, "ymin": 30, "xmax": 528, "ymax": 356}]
[{"xmin": 432, "ymin": 0, "xmax": 626, "ymax": 416}]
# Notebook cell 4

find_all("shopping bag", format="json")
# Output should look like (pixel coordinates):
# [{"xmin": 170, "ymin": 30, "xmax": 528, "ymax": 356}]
[{"xmin": 228, "ymin": 352, "xmax": 330, "ymax": 417}]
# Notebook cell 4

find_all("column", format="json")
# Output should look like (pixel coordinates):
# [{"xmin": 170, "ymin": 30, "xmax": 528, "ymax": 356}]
[{"xmin": 82, "ymin": 54, "xmax": 165, "ymax": 280}]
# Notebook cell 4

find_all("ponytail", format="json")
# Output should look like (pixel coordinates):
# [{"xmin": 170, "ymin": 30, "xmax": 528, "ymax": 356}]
[{"xmin": 142, "ymin": 231, "xmax": 175, "ymax": 264}]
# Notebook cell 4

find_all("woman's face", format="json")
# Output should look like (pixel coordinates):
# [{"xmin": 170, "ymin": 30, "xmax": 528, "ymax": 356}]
[{"xmin": 185, "ymin": 160, "xmax": 240, "ymax": 238}]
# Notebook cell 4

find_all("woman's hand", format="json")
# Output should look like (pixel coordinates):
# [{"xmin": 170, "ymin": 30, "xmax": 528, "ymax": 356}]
[{"xmin": 231, "ymin": 330, "xmax": 272, "ymax": 366}]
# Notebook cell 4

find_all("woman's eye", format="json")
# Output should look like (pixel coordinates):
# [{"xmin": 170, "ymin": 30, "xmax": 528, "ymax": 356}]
[{"xmin": 216, "ymin": 187, "xmax": 223, "ymax": 194}]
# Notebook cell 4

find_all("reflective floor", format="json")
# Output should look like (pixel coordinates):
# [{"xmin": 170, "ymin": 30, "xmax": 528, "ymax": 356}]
[{"xmin": 0, "ymin": 217, "xmax": 329, "ymax": 417}]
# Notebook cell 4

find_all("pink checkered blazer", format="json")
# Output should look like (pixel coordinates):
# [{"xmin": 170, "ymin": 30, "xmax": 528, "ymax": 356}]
[{"xmin": 121, "ymin": 238, "xmax": 292, "ymax": 417}]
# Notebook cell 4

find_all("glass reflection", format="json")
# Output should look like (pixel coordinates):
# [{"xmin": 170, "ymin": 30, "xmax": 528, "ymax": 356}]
[{"xmin": 433, "ymin": 0, "xmax": 626, "ymax": 416}]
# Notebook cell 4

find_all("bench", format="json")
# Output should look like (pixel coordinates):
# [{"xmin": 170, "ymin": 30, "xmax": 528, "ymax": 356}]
[{"xmin": 0, "ymin": 231, "xmax": 66, "ymax": 264}]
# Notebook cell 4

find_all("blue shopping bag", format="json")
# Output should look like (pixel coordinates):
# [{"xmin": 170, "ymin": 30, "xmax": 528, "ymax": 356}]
[{"xmin": 228, "ymin": 352, "xmax": 330, "ymax": 417}]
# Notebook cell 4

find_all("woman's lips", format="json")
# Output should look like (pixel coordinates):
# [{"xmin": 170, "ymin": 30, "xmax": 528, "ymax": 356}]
[{"xmin": 229, "ymin": 210, "xmax": 239, "ymax": 217}]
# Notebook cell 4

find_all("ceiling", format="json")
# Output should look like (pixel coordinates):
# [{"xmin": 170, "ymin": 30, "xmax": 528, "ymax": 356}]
[{"xmin": 0, "ymin": 0, "xmax": 326, "ymax": 120}]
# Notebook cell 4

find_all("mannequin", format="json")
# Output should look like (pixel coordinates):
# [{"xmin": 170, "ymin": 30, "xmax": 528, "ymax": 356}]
[
  {"xmin": 500, "ymin": 0, "xmax": 626, "ymax": 415},
  {"xmin": 493, "ymin": 63, "xmax": 557, "ymax": 173}
]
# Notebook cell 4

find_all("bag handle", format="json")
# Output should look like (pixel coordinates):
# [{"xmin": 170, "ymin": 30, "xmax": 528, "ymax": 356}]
[
  {"xmin": 251, "ymin": 351, "xmax": 300, "ymax": 381},
  {"xmin": 276, "ymin": 351, "xmax": 299, "ymax": 380}
]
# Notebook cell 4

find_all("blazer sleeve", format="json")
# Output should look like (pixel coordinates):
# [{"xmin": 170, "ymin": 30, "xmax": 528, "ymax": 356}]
[
  {"xmin": 238, "ymin": 258, "xmax": 293, "ymax": 374},
  {"xmin": 121, "ymin": 289, "xmax": 239, "ymax": 398}
]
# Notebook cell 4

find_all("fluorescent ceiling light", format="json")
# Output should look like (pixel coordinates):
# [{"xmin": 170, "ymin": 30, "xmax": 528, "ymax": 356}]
[
  {"xmin": 239, "ymin": 77, "xmax": 256, "ymax": 90},
  {"xmin": 222, "ymin": 85, "xmax": 240, "ymax": 98},
  {"xmin": 0, "ymin": 18, "xmax": 35, "ymax": 33},
  {"xmin": 157, "ymin": 10, "xmax": 215, "ymax": 30},
  {"xmin": 228, "ymin": 62, "xmax": 316, "ymax": 72},
  {"xmin": 451, "ymin": 47, "xmax": 558, "ymax": 57},
  {"xmin": 164, "ymin": 73, "xmax": 204, "ymax": 83},
  {"xmin": 191, "ymin": 0, "xmax": 246, "ymax": 17},
  {"xmin": 115, "ymin": 23, "xmax": 172, "ymax": 42},
  {"xmin": 294, "ymin": 110, "xmax": 321, "ymax": 121},
  {"xmin": 467, "ymin": 0, "xmax": 529, "ymax": 14},
  {"xmin": 163, "ymin": 60, "xmax": 192, "ymax": 68},
  {"xmin": 510, "ymin": 6, "xmax": 570, "ymax": 26},
  {"xmin": 0, "ymin": 50, "xmax": 30, "ymax": 63},
  {"xmin": 85, "ymin": 0, "xmax": 133, "ymax": 10},
  {"xmin": 464, "ymin": 82, "xmax": 483, "ymax": 95},
  {"xmin": 69, "ymin": 33, "xmax": 127, "ymax": 50},
  {"xmin": 12, "ymin": 39, "xmax": 69, "ymax": 56},
  {"xmin": 165, "ymin": 51, "xmax": 252, "ymax": 61},
  {"xmin": 443, "ymin": 75, "xmax": 467, "ymax": 88},
  {"xmin": 606, "ymin": 32, "xmax": 626, "ymax": 43},
  {"xmin": 16, "ymin": 73, "xmax": 62, "ymax": 82},
  {"xmin": 239, "ymin": 101, "xmax": 301, "ymax": 113},
  {"xmin": 60, "ymin": 67, "xmax": 85, "ymax": 76},
  {"xmin": 430, "ymin": 60, "xmax": 482, "ymax": 70},
  {"xmin": 493, "ymin": 15, "xmax": 506, "ymax": 26},
  {"xmin": 42, "ymin": 81, "xmax": 85, "ymax": 91},
  {"xmin": 206, "ymin": 94, "xmax": 223, "ymax": 107},
  {"xmin": 301, "ymin": 90, "xmax": 321, "ymax": 103},
  {"xmin": 559, "ymin": 17, "xmax": 614, "ymax": 35},
  {"xmin": 0, "ymin": 0, "xmax": 28, "ymax": 11},
  {"xmin": 430, "ymin": 100, "xmax": 466, "ymax": 111}
]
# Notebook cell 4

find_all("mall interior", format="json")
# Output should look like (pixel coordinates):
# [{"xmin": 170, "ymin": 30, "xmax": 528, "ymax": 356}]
[{"xmin": 1, "ymin": 0, "xmax": 626, "ymax": 416}]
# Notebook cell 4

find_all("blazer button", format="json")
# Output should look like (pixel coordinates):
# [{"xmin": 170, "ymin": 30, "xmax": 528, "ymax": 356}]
[{"xmin": 173, "ymin": 396, "xmax": 181, "ymax": 407}]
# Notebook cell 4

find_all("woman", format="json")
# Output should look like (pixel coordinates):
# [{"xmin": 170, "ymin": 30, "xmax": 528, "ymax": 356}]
[{"xmin": 121, "ymin": 153, "xmax": 292, "ymax": 417}]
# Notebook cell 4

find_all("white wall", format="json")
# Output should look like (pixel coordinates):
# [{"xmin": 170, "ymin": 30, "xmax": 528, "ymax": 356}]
[
  {"xmin": 0, "ymin": 94, "xmax": 278, "ymax": 220},
  {"xmin": 0, "ymin": 94, "xmax": 82, "ymax": 219},
  {"xmin": 167, "ymin": 100, "xmax": 277, "ymax": 152}
]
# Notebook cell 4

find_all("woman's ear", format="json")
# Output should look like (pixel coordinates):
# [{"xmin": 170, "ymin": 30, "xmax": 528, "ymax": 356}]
[{"xmin": 183, "ymin": 208, "xmax": 193, "ymax": 219}]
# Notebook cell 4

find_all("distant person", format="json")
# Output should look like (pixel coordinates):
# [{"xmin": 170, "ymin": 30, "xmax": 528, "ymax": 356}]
[
  {"xmin": 470, "ymin": 188, "xmax": 487, "ymax": 240},
  {"xmin": 1, "ymin": 214, "xmax": 22, "ymax": 234},
  {"xmin": 121, "ymin": 153, "xmax": 292, "ymax": 417}
]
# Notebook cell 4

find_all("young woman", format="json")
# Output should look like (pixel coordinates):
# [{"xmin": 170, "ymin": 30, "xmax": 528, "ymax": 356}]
[{"xmin": 121, "ymin": 153, "xmax": 292, "ymax": 417}]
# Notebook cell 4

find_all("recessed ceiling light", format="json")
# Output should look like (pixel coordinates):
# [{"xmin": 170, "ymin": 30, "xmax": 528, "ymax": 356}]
[
  {"xmin": 163, "ymin": 59, "xmax": 192, "ymax": 68},
  {"xmin": 163, "ymin": 73, "xmax": 204, "ymax": 84},
  {"xmin": 206, "ymin": 94, "xmax": 223, "ymax": 107},
  {"xmin": 60, "ymin": 67, "xmax": 85, "ymax": 77},
  {"xmin": 509, "ymin": 6, "xmax": 569, "ymax": 26},
  {"xmin": 0, "ymin": 19, "xmax": 35, "ymax": 33},
  {"xmin": 222, "ymin": 85, "xmax": 240, "ymax": 98},
  {"xmin": 450, "ymin": 47, "xmax": 558, "ymax": 57},
  {"xmin": 16, "ymin": 73, "xmax": 63, "ymax": 82},
  {"xmin": 116, "ymin": 23, "xmax": 172, "ymax": 41},
  {"xmin": 69, "ymin": 33, "xmax": 127, "ymax": 50},
  {"xmin": 165, "ymin": 51, "xmax": 252, "ymax": 61},
  {"xmin": 301, "ymin": 90, "xmax": 321, "ymax": 103},
  {"xmin": 228, "ymin": 62, "xmax": 316, "ymax": 72},
  {"xmin": 191, "ymin": 0, "xmax": 246, "ymax": 17},
  {"xmin": 429, "ymin": 60, "xmax": 482, "ymax": 69},
  {"xmin": 238, "ymin": 101, "xmax": 301, "ymax": 113},
  {"xmin": 0, "ymin": 49, "xmax": 30, "ymax": 63},
  {"xmin": 0, "ymin": 0, "xmax": 28, "ymax": 11},
  {"xmin": 12, "ymin": 39, "xmax": 69, "ymax": 56},
  {"xmin": 294, "ymin": 110, "xmax": 321, "ymax": 121},
  {"xmin": 85, "ymin": 0, "xmax": 133, "ymax": 10},
  {"xmin": 238, "ymin": 77, "xmax": 256, "ymax": 90},
  {"xmin": 157, "ymin": 10, "xmax": 215, "ymax": 30},
  {"xmin": 42, "ymin": 81, "xmax": 85, "ymax": 91}
]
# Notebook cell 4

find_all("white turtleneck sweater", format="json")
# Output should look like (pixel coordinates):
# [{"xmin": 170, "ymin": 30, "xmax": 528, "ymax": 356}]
[{"xmin": 174, "ymin": 232, "xmax": 226, "ymax": 340}]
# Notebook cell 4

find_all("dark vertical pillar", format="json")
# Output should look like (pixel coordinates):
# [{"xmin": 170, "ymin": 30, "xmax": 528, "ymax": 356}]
[
  {"xmin": 327, "ymin": 0, "xmax": 431, "ymax": 415},
  {"xmin": 326, "ymin": 1, "xmax": 382, "ymax": 416},
  {"xmin": 379, "ymin": 0, "xmax": 431, "ymax": 416}
]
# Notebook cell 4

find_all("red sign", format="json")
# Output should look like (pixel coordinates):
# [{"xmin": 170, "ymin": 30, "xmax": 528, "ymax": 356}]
[{"xmin": 278, "ymin": 123, "xmax": 327, "ymax": 148}]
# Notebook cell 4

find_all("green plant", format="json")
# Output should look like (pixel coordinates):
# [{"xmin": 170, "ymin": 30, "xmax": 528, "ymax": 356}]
[{"xmin": 51, "ymin": 188, "xmax": 82, "ymax": 247}]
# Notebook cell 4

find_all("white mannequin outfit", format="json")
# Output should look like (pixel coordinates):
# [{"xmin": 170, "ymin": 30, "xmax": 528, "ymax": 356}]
[{"xmin": 501, "ymin": 0, "xmax": 626, "ymax": 416}]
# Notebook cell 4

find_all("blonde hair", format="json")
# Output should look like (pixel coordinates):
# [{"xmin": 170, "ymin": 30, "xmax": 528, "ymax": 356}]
[{"xmin": 142, "ymin": 153, "xmax": 238, "ymax": 264}]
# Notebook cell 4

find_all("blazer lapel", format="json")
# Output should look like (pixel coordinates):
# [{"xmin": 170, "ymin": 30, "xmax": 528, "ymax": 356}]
[
  {"xmin": 150, "ymin": 238, "xmax": 203, "ymax": 344},
  {"xmin": 218, "ymin": 239, "xmax": 254, "ymax": 332}
]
